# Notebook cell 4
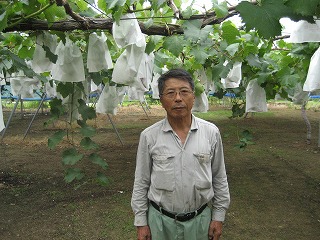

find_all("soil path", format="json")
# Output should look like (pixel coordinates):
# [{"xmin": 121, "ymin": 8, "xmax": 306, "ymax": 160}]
[{"xmin": 0, "ymin": 104, "xmax": 319, "ymax": 239}]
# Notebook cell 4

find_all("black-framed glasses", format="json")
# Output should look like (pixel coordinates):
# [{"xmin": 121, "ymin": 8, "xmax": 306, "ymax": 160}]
[{"xmin": 160, "ymin": 89, "xmax": 194, "ymax": 99}]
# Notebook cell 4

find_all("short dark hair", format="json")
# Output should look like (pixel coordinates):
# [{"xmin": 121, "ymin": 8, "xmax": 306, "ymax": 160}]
[{"xmin": 158, "ymin": 69, "xmax": 194, "ymax": 94}]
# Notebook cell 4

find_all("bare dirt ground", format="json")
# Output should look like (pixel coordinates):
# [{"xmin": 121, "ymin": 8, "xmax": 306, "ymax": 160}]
[{"xmin": 0, "ymin": 103, "xmax": 319, "ymax": 240}]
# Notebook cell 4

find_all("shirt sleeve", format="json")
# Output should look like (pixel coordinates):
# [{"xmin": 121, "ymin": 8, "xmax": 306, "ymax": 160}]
[
  {"xmin": 131, "ymin": 131, "xmax": 152, "ymax": 226},
  {"xmin": 211, "ymin": 130, "xmax": 230, "ymax": 222}
]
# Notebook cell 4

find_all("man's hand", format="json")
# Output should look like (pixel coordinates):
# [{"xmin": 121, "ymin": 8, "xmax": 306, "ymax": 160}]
[
  {"xmin": 208, "ymin": 220, "xmax": 223, "ymax": 240},
  {"xmin": 137, "ymin": 225, "xmax": 151, "ymax": 240}
]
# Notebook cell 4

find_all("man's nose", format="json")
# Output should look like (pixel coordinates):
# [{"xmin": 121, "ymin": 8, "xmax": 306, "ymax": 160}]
[{"xmin": 174, "ymin": 92, "xmax": 183, "ymax": 101}]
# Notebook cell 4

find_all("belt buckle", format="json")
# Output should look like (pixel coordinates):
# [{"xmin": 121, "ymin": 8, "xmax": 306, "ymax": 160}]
[{"xmin": 175, "ymin": 211, "xmax": 195, "ymax": 221}]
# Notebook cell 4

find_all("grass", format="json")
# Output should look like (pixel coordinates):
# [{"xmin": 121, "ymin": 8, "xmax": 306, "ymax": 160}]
[{"xmin": 100, "ymin": 192, "xmax": 136, "ymax": 239}]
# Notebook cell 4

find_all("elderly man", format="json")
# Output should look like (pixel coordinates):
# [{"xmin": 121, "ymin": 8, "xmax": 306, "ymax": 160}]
[{"xmin": 131, "ymin": 69, "xmax": 230, "ymax": 240}]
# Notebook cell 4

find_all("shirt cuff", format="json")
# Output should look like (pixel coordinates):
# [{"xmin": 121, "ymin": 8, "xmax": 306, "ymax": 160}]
[
  {"xmin": 134, "ymin": 214, "xmax": 148, "ymax": 226},
  {"xmin": 212, "ymin": 209, "xmax": 226, "ymax": 222}
]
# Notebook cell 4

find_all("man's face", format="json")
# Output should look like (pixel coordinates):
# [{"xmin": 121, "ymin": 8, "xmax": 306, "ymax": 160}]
[{"xmin": 160, "ymin": 78, "xmax": 195, "ymax": 120}]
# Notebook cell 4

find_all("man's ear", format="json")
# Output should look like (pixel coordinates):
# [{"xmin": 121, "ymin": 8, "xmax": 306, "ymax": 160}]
[{"xmin": 159, "ymin": 97, "xmax": 164, "ymax": 106}]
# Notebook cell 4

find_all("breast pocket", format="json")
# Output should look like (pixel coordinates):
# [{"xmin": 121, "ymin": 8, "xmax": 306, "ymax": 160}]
[
  {"xmin": 194, "ymin": 153, "xmax": 211, "ymax": 165},
  {"xmin": 152, "ymin": 154, "xmax": 175, "ymax": 191},
  {"xmin": 193, "ymin": 152, "xmax": 212, "ymax": 190}
]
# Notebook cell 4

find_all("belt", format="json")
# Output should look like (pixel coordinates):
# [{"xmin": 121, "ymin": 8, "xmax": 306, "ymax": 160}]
[{"xmin": 150, "ymin": 201, "xmax": 207, "ymax": 222}]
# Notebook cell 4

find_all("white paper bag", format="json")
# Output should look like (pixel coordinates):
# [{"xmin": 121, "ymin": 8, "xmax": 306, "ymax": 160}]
[
  {"xmin": 32, "ymin": 32, "xmax": 58, "ymax": 73},
  {"xmin": 288, "ymin": 84, "xmax": 309, "ymax": 105},
  {"xmin": 117, "ymin": 86, "xmax": 127, "ymax": 104},
  {"xmin": 96, "ymin": 84, "xmax": 120, "ymax": 115},
  {"xmin": 112, "ymin": 13, "xmax": 146, "ymax": 48},
  {"xmin": 192, "ymin": 91, "xmax": 209, "ymax": 113},
  {"xmin": 289, "ymin": 20, "xmax": 320, "ymax": 43},
  {"xmin": 134, "ymin": 52, "xmax": 154, "ymax": 91},
  {"xmin": 127, "ymin": 86, "xmax": 145, "ymax": 102},
  {"xmin": 45, "ymin": 81, "xmax": 57, "ymax": 98},
  {"xmin": 221, "ymin": 62, "xmax": 242, "ymax": 89},
  {"xmin": 90, "ymin": 80, "xmax": 103, "ymax": 94},
  {"xmin": 51, "ymin": 37, "xmax": 85, "ymax": 82},
  {"xmin": 303, "ymin": 47, "xmax": 320, "ymax": 92},
  {"xmin": 150, "ymin": 73, "xmax": 160, "ymax": 99},
  {"xmin": 10, "ymin": 70, "xmax": 41, "ymax": 98},
  {"xmin": 245, "ymin": 79, "xmax": 267, "ymax": 112},
  {"xmin": 111, "ymin": 44, "xmax": 145, "ymax": 86},
  {"xmin": 87, "ymin": 32, "xmax": 113, "ymax": 72}
]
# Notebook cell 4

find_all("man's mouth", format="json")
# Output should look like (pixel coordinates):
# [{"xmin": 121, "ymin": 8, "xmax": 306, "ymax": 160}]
[{"xmin": 172, "ymin": 106, "xmax": 185, "ymax": 110}]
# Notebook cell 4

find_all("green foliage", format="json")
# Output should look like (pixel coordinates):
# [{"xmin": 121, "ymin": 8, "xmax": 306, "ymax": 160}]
[
  {"xmin": 0, "ymin": 10, "xmax": 8, "ymax": 32},
  {"xmin": 286, "ymin": 0, "xmax": 320, "ymax": 17},
  {"xmin": 64, "ymin": 168, "xmax": 85, "ymax": 183},
  {"xmin": 1, "ymin": 0, "xmax": 319, "ymax": 186},
  {"xmin": 230, "ymin": 101, "xmax": 246, "ymax": 118},
  {"xmin": 42, "ymin": 45, "xmax": 58, "ymax": 63},
  {"xmin": 235, "ymin": 130, "xmax": 255, "ymax": 151},
  {"xmin": 62, "ymin": 148, "xmax": 84, "ymax": 165},
  {"xmin": 194, "ymin": 80, "xmax": 205, "ymax": 96},
  {"xmin": 78, "ymin": 121, "xmax": 96, "ymax": 137},
  {"xmin": 182, "ymin": 20, "xmax": 212, "ymax": 42},
  {"xmin": 236, "ymin": 0, "xmax": 293, "ymax": 39},
  {"xmin": 213, "ymin": 1, "xmax": 229, "ymax": 18},
  {"xmin": 221, "ymin": 21, "xmax": 240, "ymax": 45},
  {"xmin": 77, "ymin": 99, "xmax": 96, "ymax": 121},
  {"xmin": 46, "ymin": 85, "xmax": 106, "ymax": 186},
  {"xmin": 48, "ymin": 130, "xmax": 67, "ymax": 149},
  {"xmin": 49, "ymin": 98, "xmax": 65, "ymax": 119},
  {"xmin": 90, "ymin": 153, "xmax": 108, "ymax": 170},
  {"xmin": 163, "ymin": 35, "xmax": 185, "ymax": 57},
  {"xmin": 80, "ymin": 137, "xmax": 99, "ymax": 150},
  {"xmin": 96, "ymin": 171, "xmax": 109, "ymax": 185}
]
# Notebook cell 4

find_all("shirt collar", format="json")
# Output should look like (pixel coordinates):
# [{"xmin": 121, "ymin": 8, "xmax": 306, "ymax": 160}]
[{"xmin": 162, "ymin": 115, "xmax": 199, "ymax": 132}]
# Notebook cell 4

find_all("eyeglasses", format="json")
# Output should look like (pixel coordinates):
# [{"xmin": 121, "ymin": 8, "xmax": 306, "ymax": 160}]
[{"xmin": 160, "ymin": 89, "xmax": 194, "ymax": 99}]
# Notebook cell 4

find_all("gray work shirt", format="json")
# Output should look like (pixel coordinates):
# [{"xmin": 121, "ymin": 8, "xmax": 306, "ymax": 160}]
[{"xmin": 131, "ymin": 115, "xmax": 230, "ymax": 226}]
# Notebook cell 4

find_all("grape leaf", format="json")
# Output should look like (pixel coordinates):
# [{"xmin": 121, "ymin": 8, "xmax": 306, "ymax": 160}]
[
  {"xmin": 80, "ymin": 137, "xmax": 99, "ymax": 150},
  {"xmin": 183, "ymin": 20, "xmax": 212, "ymax": 41},
  {"xmin": 151, "ymin": 0, "xmax": 166, "ymax": 10},
  {"xmin": 190, "ymin": 46, "xmax": 209, "ymax": 64},
  {"xmin": 96, "ymin": 172, "xmax": 109, "ymax": 186},
  {"xmin": 64, "ymin": 168, "xmax": 84, "ymax": 183},
  {"xmin": 226, "ymin": 43, "xmax": 240, "ymax": 57},
  {"xmin": 0, "ymin": 10, "xmax": 8, "ymax": 32},
  {"xmin": 49, "ymin": 97, "xmax": 64, "ymax": 118},
  {"xmin": 56, "ymin": 82, "xmax": 74, "ymax": 98},
  {"xmin": 106, "ymin": 0, "xmax": 126, "ymax": 9},
  {"xmin": 286, "ymin": 0, "xmax": 320, "ymax": 17},
  {"xmin": 18, "ymin": 46, "xmax": 32, "ymax": 59},
  {"xmin": 42, "ymin": 45, "xmax": 58, "ymax": 63},
  {"xmin": 75, "ymin": 0, "xmax": 88, "ymax": 11},
  {"xmin": 182, "ymin": 6, "xmax": 193, "ymax": 19},
  {"xmin": 213, "ymin": 1, "xmax": 228, "ymax": 18},
  {"xmin": 48, "ymin": 130, "xmax": 66, "ymax": 149},
  {"xmin": 98, "ymin": 0, "xmax": 107, "ymax": 12},
  {"xmin": 78, "ymin": 122, "xmax": 96, "ymax": 137},
  {"xmin": 221, "ymin": 21, "xmax": 240, "ymax": 44},
  {"xmin": 78, "ymin": 99, "xmax": 96, "ymax": 121},
  {"xmin": 90, "ymin": 153, "xmax": 108, "ymax": 170},
  {"xmin": 62, "ymin": 148, "xmax": 84, "ymax": 165},
  {"xmin": 163, "ymin": 35, "xmax": 185, "ymax": 57},
  {"xmin": 236, "ymin": 0, "xmax": 293, "ymax": 38}
]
